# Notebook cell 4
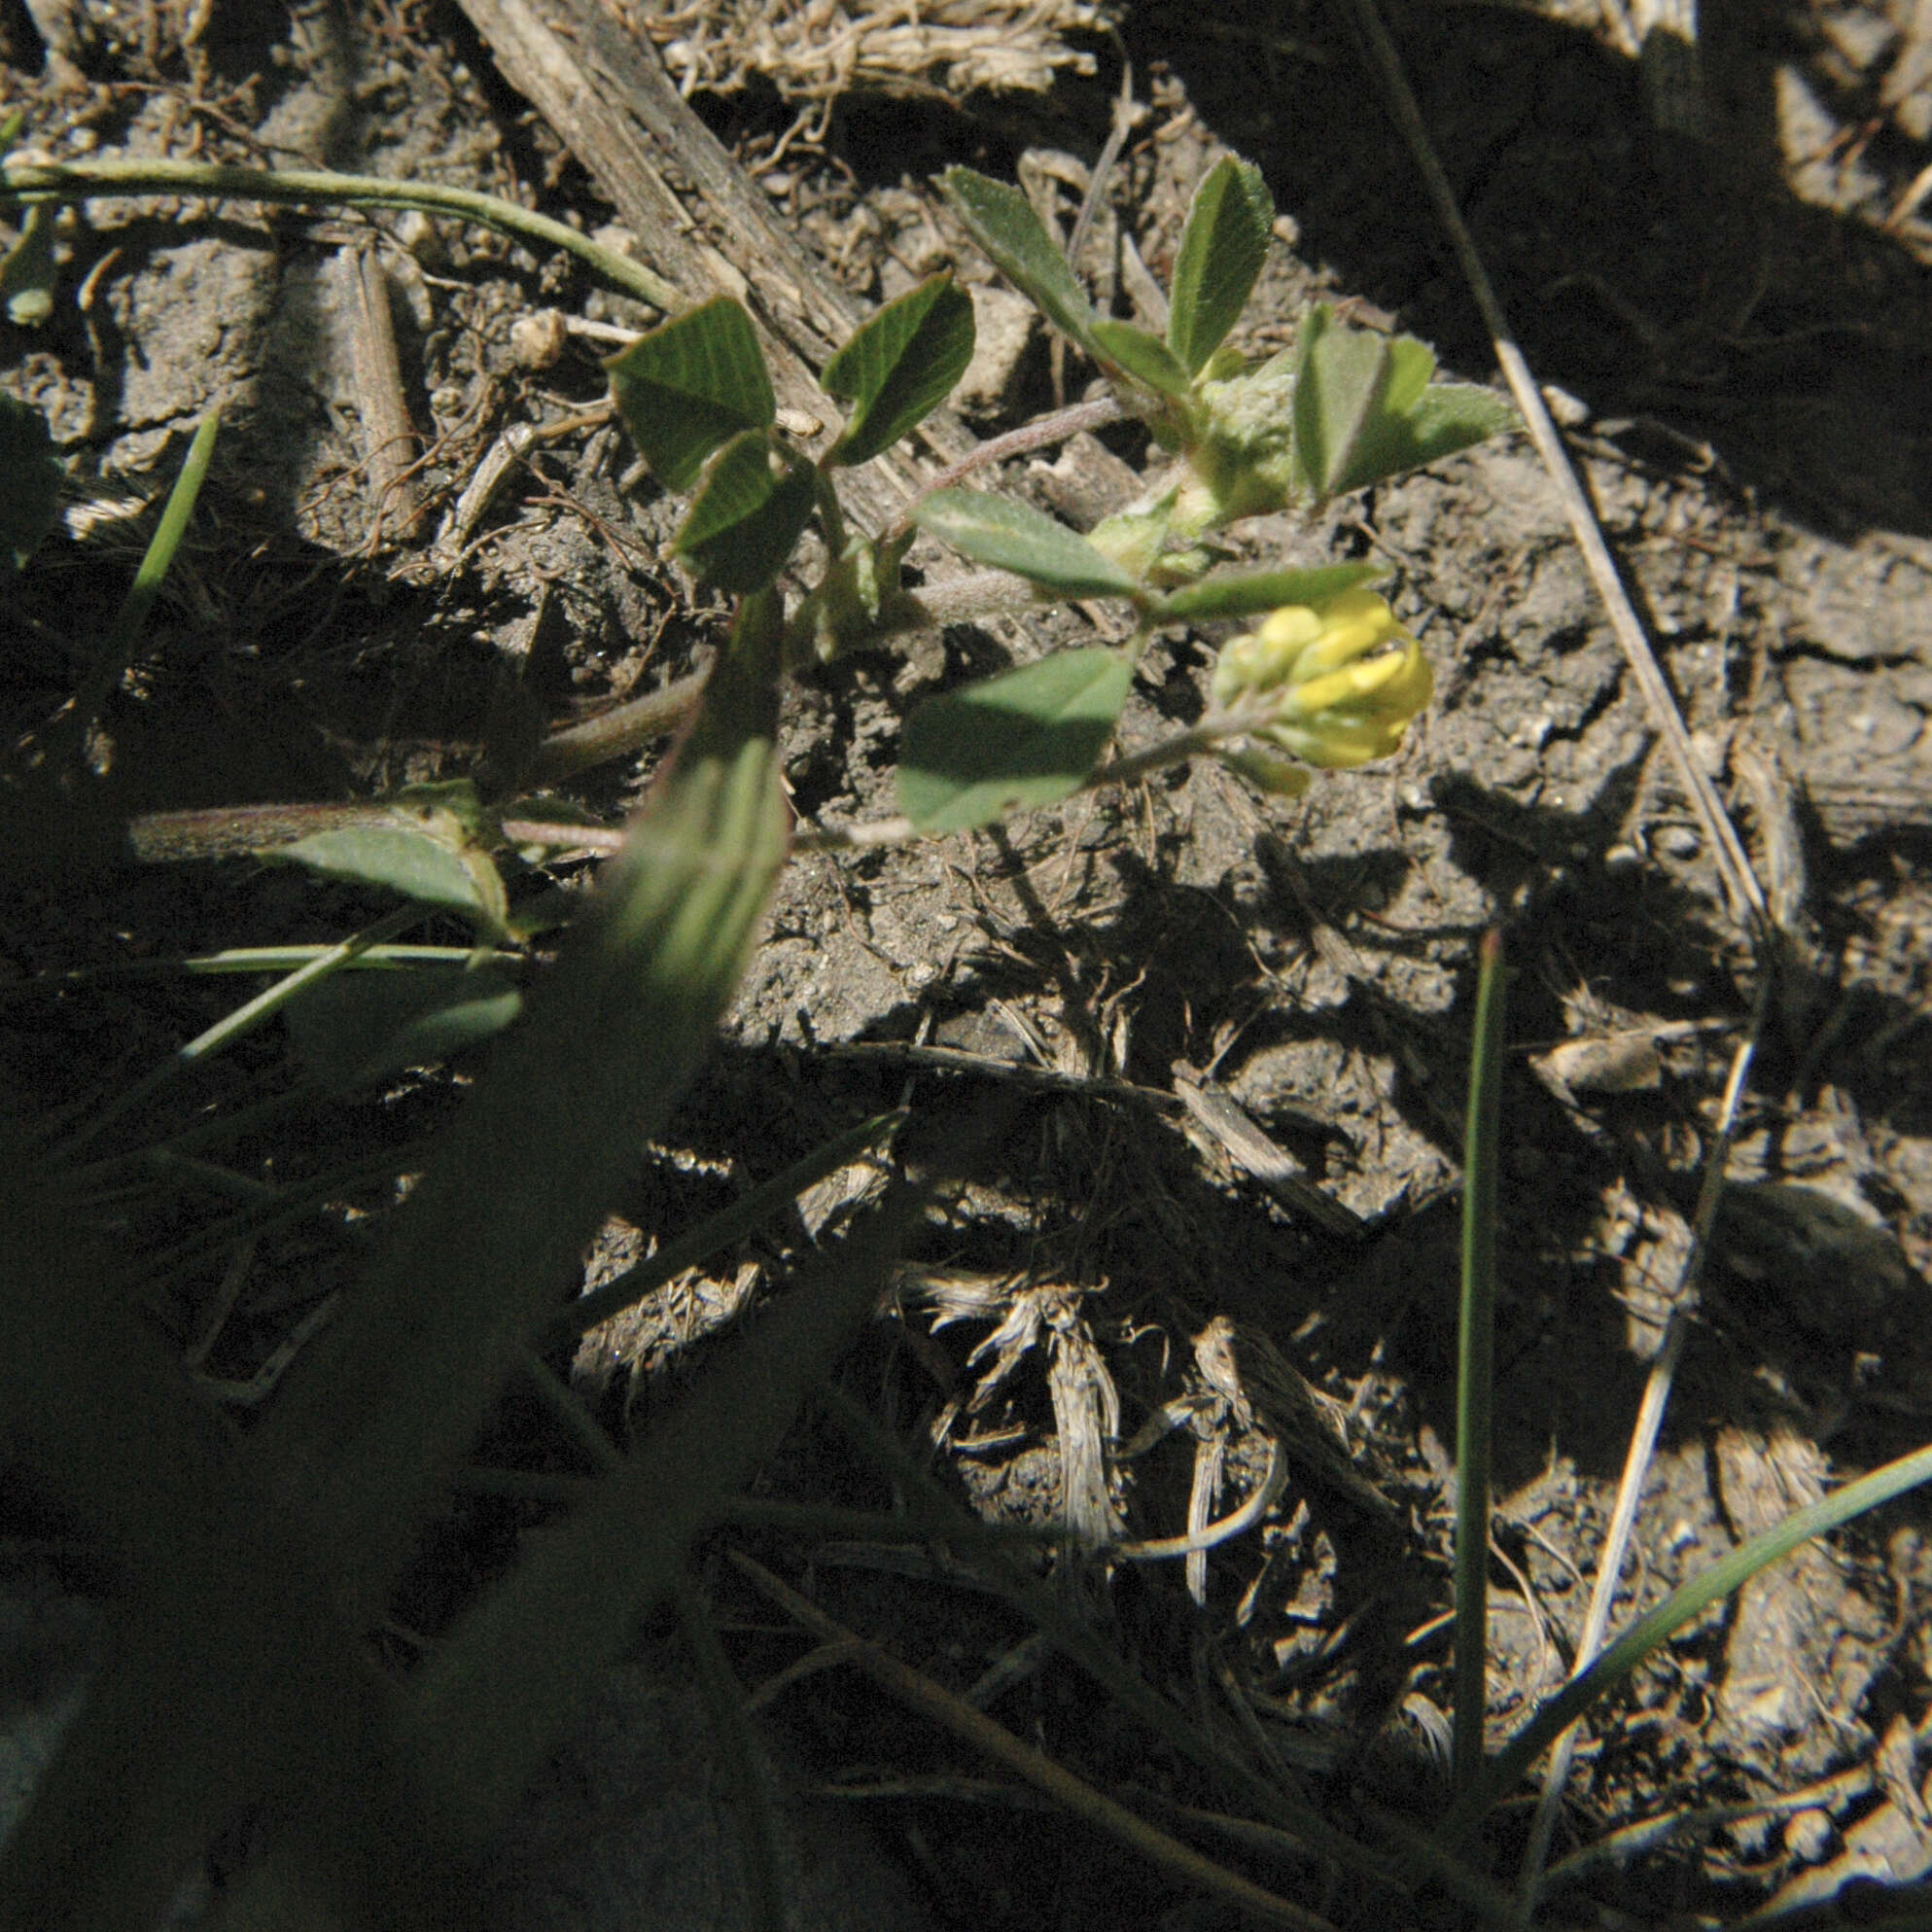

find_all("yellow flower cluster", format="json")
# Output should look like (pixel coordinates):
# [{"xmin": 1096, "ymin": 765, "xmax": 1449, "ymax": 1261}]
[{"xmin": 1211, "ymin": 588, "xmax": 1433, "ymax": 771}]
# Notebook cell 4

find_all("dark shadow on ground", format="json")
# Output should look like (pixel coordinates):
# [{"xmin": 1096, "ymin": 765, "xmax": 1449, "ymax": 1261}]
[{"xmin": 1123, "ymin": 0, "xmax": 1932, "ymax": 537}]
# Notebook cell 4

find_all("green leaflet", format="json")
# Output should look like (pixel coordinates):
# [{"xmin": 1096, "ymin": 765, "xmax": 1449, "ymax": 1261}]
[
  {"xmin": 1291, "ymin": 305, "xmax": 1515, "ymax": 500},
  {"xmin": 822, "ymin": 272, "xmax": 975, "ymax": 466},
  {"xmin": 1091, "ymin": 319, "xmax": 1191, "ymax": 401},
  {"xmin": 1167, "ymin": 157, "xmax": 1273, "ymax": 376},
  {"xmin": 607, "ymin": 295, "xmax": 775, "ymax": 492},
  {"xmin": 899, "ymin": 648, "xmax": 1131, "ymax": 832},
  {"xmin": 938, "ymin": 166, "xmax": 1096, "ymax": 352},
  {"xmin": 914, "ymin": 489, "xmax": 1136, "ymax": 598},
  {"xmin": 674, "ymin": 431, "xmax": 817, "ymax": 592},
  {"xmin": 1150, "ymin": 561, "xmax": 1385, "ymax": 623}
]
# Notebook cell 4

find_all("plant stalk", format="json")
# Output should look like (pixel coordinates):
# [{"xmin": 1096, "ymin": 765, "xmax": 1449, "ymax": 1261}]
[
  {"xmin": 0, "ymin": 156, "xmax": 681, "ymax": 313},
  {"xmin": 1453, "ymin": 928, "xmax": 1507, "ymax": 1796}
]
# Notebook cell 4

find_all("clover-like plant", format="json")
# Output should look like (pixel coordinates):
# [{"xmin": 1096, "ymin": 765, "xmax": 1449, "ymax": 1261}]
[
  {"xmin": 0, "ymin": 143, "xmax": 1516, "ymax": 1049},
  {"xmin": 604, "ymin": 155, "xmax": 1515, "ymax": 837}
]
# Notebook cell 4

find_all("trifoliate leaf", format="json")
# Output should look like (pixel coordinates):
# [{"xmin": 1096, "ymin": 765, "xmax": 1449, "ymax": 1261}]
[{"xmin": 607, "ymin": 296, "xmax": 775, "ymax": 492}]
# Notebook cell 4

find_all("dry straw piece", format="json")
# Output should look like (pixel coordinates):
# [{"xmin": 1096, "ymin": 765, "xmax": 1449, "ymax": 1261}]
[{"xmin": 625, "ymin": 0, "xmax": 1111, "ymax": 102}]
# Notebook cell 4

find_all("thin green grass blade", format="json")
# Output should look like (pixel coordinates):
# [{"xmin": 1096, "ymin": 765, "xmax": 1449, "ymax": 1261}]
[
  {"xmin": 70, "ymin": 1086, "xmax": 386, "ymax": 1194},
  {"xmin": 123, "ymin": 1149, "xmax": 405, "ymax": 1297},
  {"xmin": 1358, "ymin": 1802, "xmax": 1521, "ymax": 1932},
  {"xmin": 1437, "ymin": 1438, "xmax": 1932, "ymax": 1851},
  {"xmin": 1453, "ymin": 929, "xmax": 1506, "ymax": 1796},
  {"xmin": 18, "ymin": 942, "xmax": 521, "ymax": 985},
  {"xmin": 548, "ymin": 1107, "xmax": 904, "ymax": 1344},
  {"xmin": 673, "ymin": 1565, "xmax": 787, "ymax": 1932},
  {"xmin": 351, "ymin": 1202, "xmax": 914, "ymax": 1892},
  {"xmin": 69, "ymin": 408, "xmax": 219, "ymax": 742},
  {"xmin": 49, "ymin": 903, "xmax": 422, "ymax": 1163}
]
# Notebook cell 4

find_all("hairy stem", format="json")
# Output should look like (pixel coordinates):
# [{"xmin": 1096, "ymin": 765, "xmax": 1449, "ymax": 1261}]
[
  {"xmin": 0, "ymin": 156, "xmax": 680, "ymax": 313},
  {"xmin": 881, "ymin": 395, "xmax": 1127, "ymax": 547},
  {"xmin": 518, "ymin": 669, "xmax": 712, "ymax": 785}
]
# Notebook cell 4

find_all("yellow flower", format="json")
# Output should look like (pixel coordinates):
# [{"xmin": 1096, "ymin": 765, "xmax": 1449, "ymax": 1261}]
[{"xmin": 1212, "ymin": 588, "xmax": 1432, "ymax": 770}]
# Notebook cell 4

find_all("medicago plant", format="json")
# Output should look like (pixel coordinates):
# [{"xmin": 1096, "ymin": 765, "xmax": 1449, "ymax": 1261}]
[
  {"xmin": 0, "ymin": 143, "xmax": 1513, "ymax": 920},
  {"xmin": 606, "ymin": 157, "xmax": 1514, "ymax": 835},
  {"xmin": 16, "ymin": 141, "xmax": 1932, "ymax": 1932}
]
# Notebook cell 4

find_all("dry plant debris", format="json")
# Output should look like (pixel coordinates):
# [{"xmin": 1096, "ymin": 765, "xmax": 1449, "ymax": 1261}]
[{"xmin": 624, "ymin": 0, "xmax": 1113, "ymax": 104}]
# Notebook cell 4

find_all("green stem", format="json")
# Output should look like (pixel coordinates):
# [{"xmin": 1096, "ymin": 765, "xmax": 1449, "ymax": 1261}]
[
  {"xmin": 1086, "ymin": 720, "xmax": 1228, "ymax": 791},
  {"xmin": 1453, "ymin": 928, "xmax": 1506, "ymax": 1797},
  {"xmin": 880, "ymin": 395, "xmax": 1127, "ymax": 548},
  {"xmin": 0, "ymin": 156, "xmax": 681, "ymax": 313}
]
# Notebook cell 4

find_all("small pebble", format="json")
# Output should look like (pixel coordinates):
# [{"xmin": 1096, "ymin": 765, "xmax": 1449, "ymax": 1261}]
[
  {"xmin": 509, "ymin": 309, "xmax": 569, "ymax": 369},
  {"xmin": 393, "ymin": 208, "xmax": 445, "ymax": 267},
  {"xmin": 1783, "ymin": 1808, "xmax": 1835, "ymax": 1864},
  {"xmin": 1540, "ymin": 383, "xmax": 1590, "ymax": 427},
  {"xmin": 1658, "ymin": 825, "xmax": 1702, "ymax": 860}
]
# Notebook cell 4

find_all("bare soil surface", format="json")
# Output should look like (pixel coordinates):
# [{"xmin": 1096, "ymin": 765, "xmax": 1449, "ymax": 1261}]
[{"xmin": 5, "ymin": 1, "xmax": 1932, "ymax": 1927}]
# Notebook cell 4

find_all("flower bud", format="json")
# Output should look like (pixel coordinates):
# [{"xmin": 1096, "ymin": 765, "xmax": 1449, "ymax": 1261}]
[
  {"xmin": 1212, "ymin": 588, "xmax": 1432, "ymax": 771},
  {"xmin": 1217, "ymin": 745, "xmax": 1312, "ymax": 797}
]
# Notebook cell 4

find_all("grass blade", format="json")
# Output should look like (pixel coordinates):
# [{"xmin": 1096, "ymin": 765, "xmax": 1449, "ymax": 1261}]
[
  {"xmin": 70, "ymin": 408, "xmax": 219, "ymax": 743},
  {"xmin": 1439, "ymin": 1440, "xmax": 1932, "ymax": 1851},
  {"xmin": 548, "ymin": 1107, "xmax": 903, "ymax": 1344},
  {"xmin": 0, "ymin": 1169, "xmax": 381, "ymax": 1932},
  {"xmin": 1453, "ymin": 929, "xmax": 1506, "ymax": 1796},
  {"xmin": 256, "ymin": 585, "xmax": 790, "ymax": 1601},
  {"xmin": 329, "ymin": 1197, "xmax": 922, "ymax": 1917},
  {"xmin": 49, "ymin": 904, "xmax": 422, "ymax": 1162},
  {"xmin": 733, "ymin": 1551, "xmax": 1337, "ymax": 1932},
  {"xmin": 820, "ymin": 1387, "xmax": 1402, "ymax": 1892}
]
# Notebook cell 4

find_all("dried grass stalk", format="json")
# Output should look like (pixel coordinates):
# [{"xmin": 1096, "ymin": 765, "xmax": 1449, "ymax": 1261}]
[{"xmin": 625, "ymin": 0, "xmax": 1111, "ymax": 103}]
